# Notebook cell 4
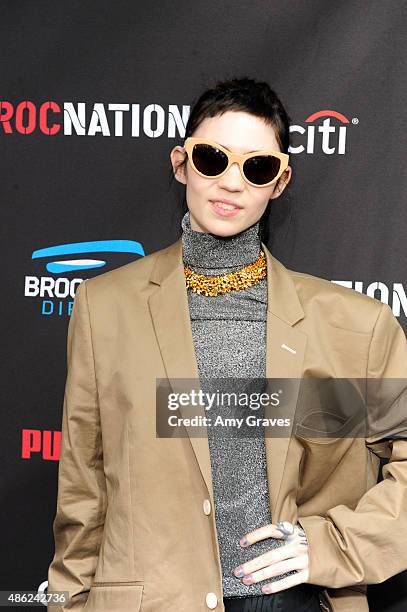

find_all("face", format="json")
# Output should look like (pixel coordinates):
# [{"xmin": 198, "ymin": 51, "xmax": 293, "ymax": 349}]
[{"xmin": 170, "ymin": 110, "xmax": 292, "ymax": 236}]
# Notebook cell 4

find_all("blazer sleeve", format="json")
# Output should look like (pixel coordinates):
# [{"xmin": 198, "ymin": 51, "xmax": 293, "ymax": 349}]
[
  {"xmin": 47, "ymin": 279, "xmax": 107, "ymax": 611},
  {"xmin": 298, "ymin": 302, "xmax": 407, "ymax": 588}
]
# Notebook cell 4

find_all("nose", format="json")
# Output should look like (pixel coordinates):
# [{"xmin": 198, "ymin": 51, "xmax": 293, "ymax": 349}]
[{"xmin": 217, "ymin": 161, "xmax": 245, "ymax": 190}]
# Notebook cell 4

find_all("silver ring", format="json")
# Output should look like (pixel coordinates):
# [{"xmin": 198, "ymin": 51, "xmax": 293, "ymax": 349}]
[{"xmin": 275, "ymin": 521, "xmax": 295, "ymax": 537}]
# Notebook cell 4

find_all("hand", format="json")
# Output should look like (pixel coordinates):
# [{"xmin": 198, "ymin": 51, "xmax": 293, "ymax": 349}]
[{"xmin": 233, "ymin": 522, "xmax": 309, "ymax": 594}]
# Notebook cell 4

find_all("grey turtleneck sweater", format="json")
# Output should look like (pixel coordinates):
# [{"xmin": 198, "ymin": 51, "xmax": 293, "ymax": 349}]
[{"xmin": 181, "ymin": 210, "xmax": 294, "ymax": 599}]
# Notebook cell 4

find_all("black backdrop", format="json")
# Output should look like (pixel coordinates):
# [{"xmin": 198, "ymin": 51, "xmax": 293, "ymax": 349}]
[{"xmin": 1, "ymin": 1, "xmax": 407, "ymax": 610}]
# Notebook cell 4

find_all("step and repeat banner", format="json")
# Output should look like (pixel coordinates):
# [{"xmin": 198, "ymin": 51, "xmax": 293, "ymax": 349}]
[{"xmin": 1, "ymin": 1, "xmax": 406, "ymax": 611}]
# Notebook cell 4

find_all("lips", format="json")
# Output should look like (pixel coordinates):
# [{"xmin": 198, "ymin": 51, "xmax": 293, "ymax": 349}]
[
  {"xmin": 210, "ymin": 200, "xmax": 242, "ymax": 217},
  {"xmin": 209, "ymin": 199, "xmax": 242, "ymax": 209}
]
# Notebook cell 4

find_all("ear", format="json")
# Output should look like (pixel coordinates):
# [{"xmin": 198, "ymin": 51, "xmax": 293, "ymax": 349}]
[
  {"xmin": 269, "ymin": 165, "xmax": 292, "ymax": 200},
  {"xmin": 170, "ymin": 146, "xmax": 187, "ymax": 185}
]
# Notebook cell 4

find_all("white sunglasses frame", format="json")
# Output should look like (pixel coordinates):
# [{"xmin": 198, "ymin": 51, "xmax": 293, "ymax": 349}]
[{"xmin": 182, "ymin": 137, "xmax": 289, "ymax": 188}]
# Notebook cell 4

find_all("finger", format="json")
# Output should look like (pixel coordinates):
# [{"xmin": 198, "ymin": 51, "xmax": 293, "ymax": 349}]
[
  {"xmin": 261, "ymin": 569, "xmax": 310, "ymax": 594},
  {"xmin": 241, "ymin": 553, "xmax": 309, "ymax": 586},
  {"xmin": 240, "ymin": 523, "xmax": 286, "ymax": 547},
  {"xmin": 234, "ymin": 540, "xmax": 305, "ymax": 577}
]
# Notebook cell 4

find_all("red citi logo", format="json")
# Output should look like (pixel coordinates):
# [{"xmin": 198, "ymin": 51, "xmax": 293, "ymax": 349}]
[
  {"xmin": 289, "ymin": 110, "xmax": 355, "ymax": 155},
  {"xmin": 22, "ymin": 429, "xmax": 61, "ymax": 460}
]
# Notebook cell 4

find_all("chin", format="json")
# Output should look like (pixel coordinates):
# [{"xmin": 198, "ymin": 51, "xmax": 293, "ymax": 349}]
[
  {"xmin": 206, "ymin": 218, "xmax": 247, "ymax": 238},
  {"xmin": 190, "ymin": 207, "xmax": 247, "ymax": 236}
]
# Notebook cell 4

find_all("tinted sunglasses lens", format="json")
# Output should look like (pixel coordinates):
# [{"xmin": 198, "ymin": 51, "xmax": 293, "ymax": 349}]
[
  {"xmin": 243, "ymin": 155, "xmax": 281, "ymax": 185},
  {"xmin": 192, "ymin": 144, "xmax": 228, "ymax": 176}
]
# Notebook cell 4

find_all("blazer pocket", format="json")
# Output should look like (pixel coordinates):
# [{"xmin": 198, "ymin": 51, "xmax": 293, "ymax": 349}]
[
  {"xmin": 84, "ymin": 583, "xmax": 144, "ymax": 612},
  {"xmin": 295, "ymin": 432, "xmax": 343, "ymax": 446}
]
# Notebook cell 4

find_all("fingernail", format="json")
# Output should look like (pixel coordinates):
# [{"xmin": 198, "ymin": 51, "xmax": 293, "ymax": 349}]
[
  {"xmin": 234, "ymin": 567, "xmax": 245, "ymax": 578},
  {"xmin": 240, "ymin": 537, "xmax": 249, "ymax": 547},
  {"xmin": 242, "ymin": 574, "xmax": 253, "ymax": 585}
]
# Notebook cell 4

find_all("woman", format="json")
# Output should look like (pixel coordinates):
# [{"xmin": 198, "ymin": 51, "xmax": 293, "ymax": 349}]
[{"xmin": 48, "ymin": 78, "xmax": 407, "ymax": 612}]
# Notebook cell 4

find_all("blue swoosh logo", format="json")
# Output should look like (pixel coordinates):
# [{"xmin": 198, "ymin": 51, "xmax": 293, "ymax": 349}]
[{"xmin": 32, "ymin": 240, "xmax": 144, "ymax": 273}]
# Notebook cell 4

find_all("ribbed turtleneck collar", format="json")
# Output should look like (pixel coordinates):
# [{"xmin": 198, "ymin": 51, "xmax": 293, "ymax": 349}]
[{"xmin": 181, "ymin": 210, "xmax": 262, "ymax": 271}]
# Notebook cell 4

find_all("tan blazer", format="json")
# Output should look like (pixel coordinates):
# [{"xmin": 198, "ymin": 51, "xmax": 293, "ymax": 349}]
[{"xmin": 48, "ymin": 237, "xmax": 407, "ymax": 612}]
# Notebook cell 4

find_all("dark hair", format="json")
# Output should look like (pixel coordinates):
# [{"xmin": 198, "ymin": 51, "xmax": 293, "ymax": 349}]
[{"xmin": 169, "ymin": 76, "xmax": 293, "ymax": 245}]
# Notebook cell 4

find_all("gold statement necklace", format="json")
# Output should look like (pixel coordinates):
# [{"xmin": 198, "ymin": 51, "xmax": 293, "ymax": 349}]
[{"xmin": 184, "ymin": 249, "xmax": 267, "ymax": 297}]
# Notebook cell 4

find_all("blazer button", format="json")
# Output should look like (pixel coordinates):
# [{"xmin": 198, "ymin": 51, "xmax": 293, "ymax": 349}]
[
  {"xmin": 203, "ymin": 499, "xmax": 212, "ymax": 515},
  {"xmin": 205, "ymin": 592, "xmax": 218, "ymax": 609}
]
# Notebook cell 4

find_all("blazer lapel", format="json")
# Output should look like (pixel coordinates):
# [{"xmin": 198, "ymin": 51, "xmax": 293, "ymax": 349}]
[
  {"xmin": 148, "ymin": 237, "xmax": 307, "ymax": 517},
  {"xmin": 263, "ymin": 250, "xmax": 307, "ymax": 517},
  {"xmin": 148, "ymin": 239, "xmax": 216, "ymax": 503}
]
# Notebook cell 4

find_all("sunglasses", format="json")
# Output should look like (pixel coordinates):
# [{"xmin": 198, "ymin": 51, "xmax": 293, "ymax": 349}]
[{"xmin": 182, "ymin": 137, "xmax": 289, "ymax": 188}]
